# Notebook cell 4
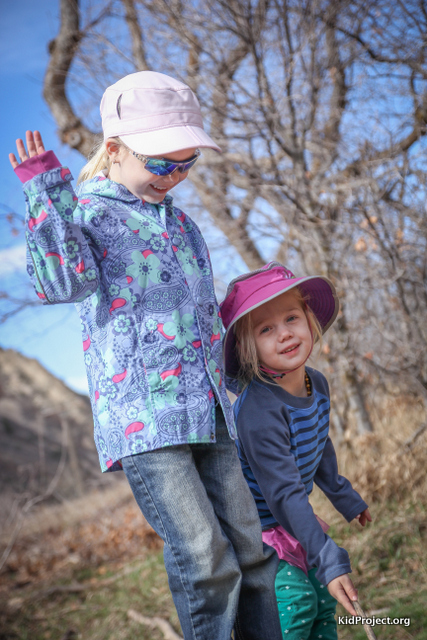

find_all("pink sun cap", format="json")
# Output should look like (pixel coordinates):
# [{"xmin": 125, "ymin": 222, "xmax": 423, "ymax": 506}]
[
  {"xmin": 220, "ymin": 262, "xmax": 339, "ymax": 378},
  {"xmin": 100, "ymin": 71, "xmax": 221, "ymax": 156}
]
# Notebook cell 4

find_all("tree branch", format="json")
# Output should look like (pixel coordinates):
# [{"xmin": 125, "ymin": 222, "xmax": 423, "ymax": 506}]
[
  {"xmin": 127, "ymin": 609, "xmax": 183, "ymax": 640},
  {"xmin": 122, "ymin": 0, "xmax": 150, "ymax": 71},
  {"xmin": 43, "ymin": 0, "xmax": 99, "ymax": 155}
]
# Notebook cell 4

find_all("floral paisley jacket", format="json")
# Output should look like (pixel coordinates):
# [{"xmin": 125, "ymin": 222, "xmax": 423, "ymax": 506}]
[{"xmin": 19, "ymin": 151, "xmax": 236, "ymax": 472}]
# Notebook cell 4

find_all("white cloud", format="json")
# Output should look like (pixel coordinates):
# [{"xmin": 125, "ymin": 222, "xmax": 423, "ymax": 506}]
[
  {"xmin": 0, "ymin": 244, "xmax": 27, "ymax": 276},
  {"xmin": 66, "ymin": 375, "xmax": 89, "ymax": 396}
]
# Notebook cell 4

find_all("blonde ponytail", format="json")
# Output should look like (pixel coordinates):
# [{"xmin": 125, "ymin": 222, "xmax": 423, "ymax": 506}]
[{"xmin": 77, "ymin": 137, "xmax": 122, "ymax": 184}]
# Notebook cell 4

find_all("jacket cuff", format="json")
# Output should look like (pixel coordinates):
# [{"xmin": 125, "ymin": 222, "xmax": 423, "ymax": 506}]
[
  {"xmin": 14, "ymin": 151, "xmax": 61, "ymax": 183},
  {"xmin": 344, "ymin": 499, "xmax": 369, "ymax": 523}
]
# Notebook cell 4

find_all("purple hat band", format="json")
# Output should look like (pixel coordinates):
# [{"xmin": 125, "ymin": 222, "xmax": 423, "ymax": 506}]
[{"xmin": 220, "ymin": 263, "xmax": 339, "ymax": 378}]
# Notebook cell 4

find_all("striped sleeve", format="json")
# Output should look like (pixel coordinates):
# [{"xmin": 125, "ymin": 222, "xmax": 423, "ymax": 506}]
[{"xmin": 314, "ymin": 436, "xmax": 368, "ymax": 521}]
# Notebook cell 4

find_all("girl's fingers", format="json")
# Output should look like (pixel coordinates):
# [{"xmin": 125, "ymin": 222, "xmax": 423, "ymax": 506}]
[
  {"xmin": 33, "ymin": 130, "xmax": 46, "ymax": 154},
  {"xmin": 339, "ymin": 592, "xmax": 357, "ymax": 616},
  {"xmin": 25, "ymin": 130, "xmax": 45, "ymax": 158},
  {"xmin": 327, "ymin": 575, "xmax": 357, "ymax": 616},
  {"xmin": 25, "ymin": 130, "xmax": 37, "ymax": 157},
  {"xmin": 10, "ymin": 131, "xmax": 45, "ymax": 170},
  {"xmin": 26, "ymin": 130, "xmax": 45, "ymax": 156},
  {"xmin": 359, "ymin": 509, "xmax": 372, "ymax": 527},
  {"xmin": 9, "ymin": 152, "xmax": 19, "ymax": 170},
  {"xmin": 16, "ymin": 138, "xmax": 29, "ymax": 163}
]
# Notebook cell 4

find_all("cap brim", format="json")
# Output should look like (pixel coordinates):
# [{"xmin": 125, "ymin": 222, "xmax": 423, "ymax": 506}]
[{"xmin": 117, "ymin": 125, "xmax": 221, "ymax": 155}]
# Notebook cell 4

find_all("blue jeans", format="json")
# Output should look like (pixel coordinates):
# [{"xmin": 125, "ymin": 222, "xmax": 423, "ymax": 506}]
[{"xmin": 122, "ymin": 407, "xmax": 281, "ymax": 640}]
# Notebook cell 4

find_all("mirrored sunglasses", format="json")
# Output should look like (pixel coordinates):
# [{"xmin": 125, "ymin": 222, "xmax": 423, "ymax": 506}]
[{"xmin": 128, "ymin": 148, "xmax": 201, "ymax": 176}]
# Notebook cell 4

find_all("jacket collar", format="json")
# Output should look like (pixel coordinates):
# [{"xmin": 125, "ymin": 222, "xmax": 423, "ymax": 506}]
[{"xmin": 77, "ymin": 173, "xmax": 174, "ymax": 208}]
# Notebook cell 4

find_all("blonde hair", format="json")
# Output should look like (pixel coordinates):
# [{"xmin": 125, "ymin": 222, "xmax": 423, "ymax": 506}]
[
  {"xmin": 234, "ymin": 287, "xmax": 323, "ymax": 387},
  {"xmin": 77, "ymin": 136, "xmax": 123, "ymax": 184}
]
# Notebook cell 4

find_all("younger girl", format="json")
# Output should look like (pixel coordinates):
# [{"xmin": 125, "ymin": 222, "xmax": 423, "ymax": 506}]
[
  {"xmin": 220, "ymin": 262, "xmax": 372, "ymax": 640},
  {"xmin": 9, "ymin": 72, "xmax": 282, "ymax": 640}
]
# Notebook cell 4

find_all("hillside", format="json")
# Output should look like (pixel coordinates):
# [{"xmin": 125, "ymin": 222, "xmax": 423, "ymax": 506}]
[{"xmin": 0, "ymin": 348, "xmax": 117, "ymax": 519}]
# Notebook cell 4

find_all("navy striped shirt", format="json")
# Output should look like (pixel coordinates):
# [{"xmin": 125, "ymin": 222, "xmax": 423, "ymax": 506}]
[
  {"xmin": 234, "ymin": 367, "xmax": 368, "ymax": 586},
  {"xmin": 287, "ymin": 391, "xmax": 330, "ymax": 492}
]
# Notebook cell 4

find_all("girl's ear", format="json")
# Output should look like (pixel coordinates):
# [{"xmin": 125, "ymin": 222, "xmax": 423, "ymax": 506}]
[{"xmin": 105, "ymin": 139, "xmax": 121, "ymax": 162}]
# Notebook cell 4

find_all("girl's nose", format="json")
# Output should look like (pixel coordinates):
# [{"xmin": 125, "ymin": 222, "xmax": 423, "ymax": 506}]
[
  {"xmin": 278, "ymin": 324, "xmax": 292, "ymax": 340},
  {"xmin": 164, "ymin": 169, "xmax": 181, "ymax": 183}
]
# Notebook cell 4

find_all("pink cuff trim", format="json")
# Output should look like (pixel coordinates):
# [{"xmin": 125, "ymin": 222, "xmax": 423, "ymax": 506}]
[{"xmin": 14, "ymin": 150, "xmax": 62, "ymax": 183}]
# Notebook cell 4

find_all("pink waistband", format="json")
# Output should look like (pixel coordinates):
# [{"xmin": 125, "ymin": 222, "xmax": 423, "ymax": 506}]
[{"xmin": 262, "ymin": 515, "xmax": 329, "ymax": 576}]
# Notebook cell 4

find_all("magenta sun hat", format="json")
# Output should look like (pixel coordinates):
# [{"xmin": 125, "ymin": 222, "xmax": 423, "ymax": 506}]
[
  {"xmin": 100, "ymin": 71, "xmax": 221, "ymax": 156},
  {"xmin": 220, "ymin": 262, "xmax": 339, "ymax": 378}
]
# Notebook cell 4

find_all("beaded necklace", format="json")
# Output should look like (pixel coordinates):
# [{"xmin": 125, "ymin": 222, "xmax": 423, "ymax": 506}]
[{"xmin": 305, "ymin": 371, "xmax": 312, "ymax": 397}]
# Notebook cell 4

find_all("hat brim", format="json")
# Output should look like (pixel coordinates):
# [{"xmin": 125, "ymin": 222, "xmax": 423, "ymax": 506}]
[
  {"xmin": 115, "ymin": 125, "xmax": 221, "ymax": 155},
  {"xmin": 223, "ymin": 276, "xmax": 339, "ymax": 379}
]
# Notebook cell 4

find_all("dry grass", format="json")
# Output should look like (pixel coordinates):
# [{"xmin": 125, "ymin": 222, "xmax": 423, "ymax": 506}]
[
  {"xmin": 0, "ymin": 484, "xmax": 172, "ymax": 640},
  {"xmin": 1, "ymin": 480, "xmax": 132, "ymax": 543},
  {"xmin": 332, "ymin": 393, "xmax": 426, "ymax": 504},
  {"xmin": 310, "ymin": 394, "xmax": 427, "ymax": 638},
  {"xmin": 1, "ymin": 394, "xmax": 426, "ymax": 639}
]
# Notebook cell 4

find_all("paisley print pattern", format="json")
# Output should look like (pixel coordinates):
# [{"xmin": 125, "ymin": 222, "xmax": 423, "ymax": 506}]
[
  {"xmin": 141, "ymin": 285, "xmax": 190, "ymax": 312},
  {"xmin": 22, "ymin": 164, "xmax": 236, "ymax": 472},
  {"xmin": 142, "ymin": 345, "xmax": 179, "ymax": 369}
]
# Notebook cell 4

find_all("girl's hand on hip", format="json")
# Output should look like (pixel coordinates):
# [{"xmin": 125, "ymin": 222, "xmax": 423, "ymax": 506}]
[
  {"xmin": 9, "ymin": 130, "xmax": 46, "ymax": 169},
  {"xmin": 327, "ymin": 574, "xmax": 358, "ymax": 616}
]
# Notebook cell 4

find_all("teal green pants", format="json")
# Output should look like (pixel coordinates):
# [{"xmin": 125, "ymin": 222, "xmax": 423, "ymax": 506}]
[{"xmin": 275, "ymin": 560, "xmax": 337, "ymax": 640}]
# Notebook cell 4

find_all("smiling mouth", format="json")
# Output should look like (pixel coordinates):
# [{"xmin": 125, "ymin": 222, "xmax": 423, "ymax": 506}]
[
  {"xmin": 280, "ymin": 344, "xmax": 300, "ymax": 355},
  {"xmin": 150, "ymin": 184, "xmax": 169, "ymax": 192}
]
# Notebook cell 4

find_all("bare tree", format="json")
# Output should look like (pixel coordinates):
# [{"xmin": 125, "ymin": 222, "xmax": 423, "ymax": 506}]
[{"xmin": 16, "ymin": 0, "xmax": 427, "ymax": 435}]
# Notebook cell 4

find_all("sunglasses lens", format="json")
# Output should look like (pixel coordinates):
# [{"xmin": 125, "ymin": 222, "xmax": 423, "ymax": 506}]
[
  {"xmin": 143, "ymin": 152, "xmax": 200, "ymax": 176},
  {"xmin": 145, "ymin": 160, "xmax": 177, "ymax": 176}
]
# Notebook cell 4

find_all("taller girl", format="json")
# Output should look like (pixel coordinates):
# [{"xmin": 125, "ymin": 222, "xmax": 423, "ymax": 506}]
[{"xmin": 10, "ymin": 72, "xmax": 282, "ymax": 640}]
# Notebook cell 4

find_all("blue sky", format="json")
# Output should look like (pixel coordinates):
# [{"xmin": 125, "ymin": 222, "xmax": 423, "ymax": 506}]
[
  {"xmin": 0, "ymin": 1, "xmax": 94, "ymax": 393},
  {"xmin": 0, "ymin": 0, "xmax": 246, "ymax": 394}
]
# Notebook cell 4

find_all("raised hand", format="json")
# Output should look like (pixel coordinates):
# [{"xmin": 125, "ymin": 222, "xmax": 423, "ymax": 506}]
[
  {"xmin": 327, "ymin": 573, "xmax": 358, "ymax": 616},
  {"xmin": 9, "ymin": 130, "xmax": 46, "ymax": 169}
]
